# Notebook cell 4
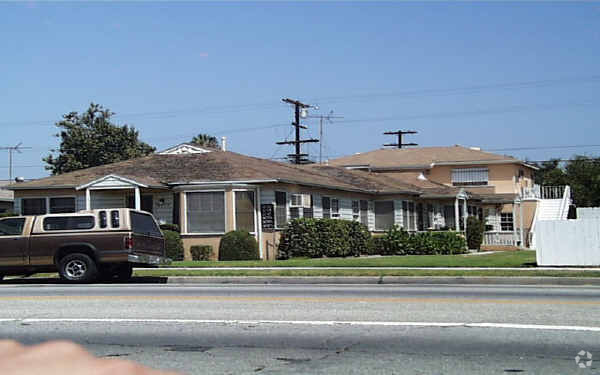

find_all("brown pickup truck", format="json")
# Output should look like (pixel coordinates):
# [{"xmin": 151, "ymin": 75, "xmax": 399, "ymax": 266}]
[{"xmin": 0, "ymin": 208, "xmax": 169, "ymax": 283}]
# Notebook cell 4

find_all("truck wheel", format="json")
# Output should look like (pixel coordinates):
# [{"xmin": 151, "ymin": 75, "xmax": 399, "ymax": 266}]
[
  {"xmin": 114, "ymin": 264, "xmax": 133, "ymax": 281},
  {"xmin": 58, "ymin": 253, "xmax": 98, "ymax": 283}
]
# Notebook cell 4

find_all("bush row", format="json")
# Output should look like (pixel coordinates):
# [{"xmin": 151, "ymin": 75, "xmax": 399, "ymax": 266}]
[
  {"xmin": 277, "ymin": 218, "xmax": 370, "ymax": 260},
  {"xmin": 278, "ymin": 219, "xmax": 467, "ymax": 259}
]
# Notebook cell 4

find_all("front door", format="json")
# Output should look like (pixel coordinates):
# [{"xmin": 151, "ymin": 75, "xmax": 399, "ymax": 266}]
[{"xmin": 0, "ymin": 218, "xmax": 28, "ymax": 266}]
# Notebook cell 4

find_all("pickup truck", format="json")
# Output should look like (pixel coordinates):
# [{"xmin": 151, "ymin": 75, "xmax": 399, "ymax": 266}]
[{"xmin": 0, "ymin": 208, "xmax": 169, "ymax": 283}]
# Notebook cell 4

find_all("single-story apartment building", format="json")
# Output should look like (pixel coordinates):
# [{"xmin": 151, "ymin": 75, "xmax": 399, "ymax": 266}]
[
  {"xmin": 0, "ymin": 180, "xmax": 14, "ymax": 214},
  {"xmin": 7, "ymin": 143, "xmax": 504, "ymax": 260}
]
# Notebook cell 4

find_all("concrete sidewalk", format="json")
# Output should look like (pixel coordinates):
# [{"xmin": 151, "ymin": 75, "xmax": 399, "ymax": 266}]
[{"xmin": 163, "ymin": 276, "xmax": 600, "ymax": 286}]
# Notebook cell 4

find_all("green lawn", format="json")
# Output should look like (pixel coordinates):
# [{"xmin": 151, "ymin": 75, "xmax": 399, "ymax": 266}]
[{"xmin": 167, "ymin": 251, "xmax": 537, "ymax": 268}]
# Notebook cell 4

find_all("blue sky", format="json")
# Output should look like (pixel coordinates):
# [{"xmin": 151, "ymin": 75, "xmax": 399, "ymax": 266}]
[{"xmin": 1, "ymin": 2, "xmax": 599, "ymax": 179}]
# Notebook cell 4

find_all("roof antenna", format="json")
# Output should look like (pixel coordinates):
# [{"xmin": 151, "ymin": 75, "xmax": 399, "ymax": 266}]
[{"xmin": 383, "ymin": 130, "xmax": 418, "ymax": 148}]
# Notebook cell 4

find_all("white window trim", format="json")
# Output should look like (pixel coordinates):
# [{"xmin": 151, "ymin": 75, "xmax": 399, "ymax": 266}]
[
  {"xmin": 274, "ymin": 190, "xmax": 288, "ymax": 229},
  {"xmin": 232, "ymin": 189, "xmax": 258, "ymax": 234},
  {"xmin": 331, "ymin": 198, "xmax": 340, "ymax": 219},
  {"xmin": 182, "ymin": 189, "xmax": 227, "ymax": 235}
]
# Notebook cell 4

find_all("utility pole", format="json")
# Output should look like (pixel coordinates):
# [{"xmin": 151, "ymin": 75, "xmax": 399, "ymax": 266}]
[
  {"xmin": 383, "ymin": 130, "xmax": 418, "ymax": 149},
  {"xmin": 277, "ymin": 98, "xmax": 319, "ymax": 164},
  {"xmin": 306, "ymin": 110, "xmax": 344, "ymax": 164},
  {"xmin": 0, "ymin": 143, "xmax": 32, "ymax": 182}
]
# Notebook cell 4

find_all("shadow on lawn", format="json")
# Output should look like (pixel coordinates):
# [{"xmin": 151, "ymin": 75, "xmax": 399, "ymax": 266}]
[{"xmin": 0, "ymin": 276, "xmax": 169, "ymax": 285}]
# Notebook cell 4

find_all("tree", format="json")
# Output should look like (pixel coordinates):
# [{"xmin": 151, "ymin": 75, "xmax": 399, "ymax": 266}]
[
  {"xmin": 44, "ymin": 103, "xmax": 155, "ymax": 175},
  {"xmin": 190, "ymin": 134, "xmax": 219, "ymax": 149},
  {"xmin": 533, "ymin": 156, "xmax": 600, "ymax": 207}
]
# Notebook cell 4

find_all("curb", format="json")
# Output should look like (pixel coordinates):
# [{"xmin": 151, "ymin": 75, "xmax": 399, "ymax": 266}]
[{"xmin": 165, "ymin": 276, "xmax": 600, "ymax": 286}]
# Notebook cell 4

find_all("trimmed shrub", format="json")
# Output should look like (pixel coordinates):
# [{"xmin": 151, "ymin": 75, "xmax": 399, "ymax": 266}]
[
  {"xmin": 190, "ymin": 245, "xmax": 213, "ymax": 261},
  {"xmin": 163, "ymin": 230, "xmax": 184, "ymax": 261},
  {"xmin": 160, "ymin": 223, "xmax": 180, "ymax": 233},
  {"xmin": 466, "ymin": 216, "xmax": 485, "ymax": 250},
  {"xmin": 219, "ymin": 230, "xmax": 259, "ymax": 261},
  {"xmin": 370, "ymin": 225, "xmax": 467, "ymax": 256},
  {"xmin": 277, "ymin": 218, "xmax": 371, "ymax": 259}
]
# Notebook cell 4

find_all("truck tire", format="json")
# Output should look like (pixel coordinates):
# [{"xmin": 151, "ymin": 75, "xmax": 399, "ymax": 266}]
[{"xmin": 58, "ymin": 253, "xmax": 99, "ymax": 283}]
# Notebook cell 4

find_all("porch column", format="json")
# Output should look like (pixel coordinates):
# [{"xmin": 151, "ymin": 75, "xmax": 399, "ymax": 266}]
[
  {"xmin": 512, "ymin": 203, "xmax": 517, "ymax": 245},
  {"xmin": 463, "ymin": 199, "xmax": 468, "ymax": 232},
  {"xmin": 134, "ymin": 187, "xmax": 141, "ymax": 210},
  {"xmin": 256, "ymin": 187, "xmax": 264, "ymax": 260},
  {"xmin": 454, "ymin": 198, "xmax": 460, "ymax": 231},
  {"xmin": 519, "ymin": 200, "xmax": 524, "ymax": 248},
  {"xmin": 85, "ymin": 188, "xmax": 91, "ymax": 210}
]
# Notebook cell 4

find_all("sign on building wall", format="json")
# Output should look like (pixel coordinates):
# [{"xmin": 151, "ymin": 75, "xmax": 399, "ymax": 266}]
[{"xmin": 261, "ymin": 204, "xmax": 275, "ymax": 231}]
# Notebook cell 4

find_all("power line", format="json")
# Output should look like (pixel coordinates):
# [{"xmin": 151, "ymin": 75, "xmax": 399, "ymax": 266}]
[{"xmin": 276, "ymin": 98, "xmax": 319, "ymax": 164}]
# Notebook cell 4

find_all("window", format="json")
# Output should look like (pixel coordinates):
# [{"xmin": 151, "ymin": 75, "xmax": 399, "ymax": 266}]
[
  {"xmin": 111, "ymin": 210, "xmax": 120, "ymax": 228},
  {"xmin": 275, "ymin": 191, "xmax": 287, "ymax": 228},
  {"xmin": 0, "ymin": 218, "xmax": 26, "ymax": 236},
  {"xmin": 43, "ymin": 216, "xmax": 95, "ymax": 231},
  {"xmin": 331, "ymin": 198, "xmax": 340, "ymax": 219},
  {"xmin": 235, "ymin": 191, "xmax": 255, "ymax": 232},
  {"xmin": 322, "ymin": 197, "xmax": 331, "ymax": 219},
  {"xmin": 451, "ymin": 168, "xmax": 489, "ymax": 186},
  {"xmin": 49, "ymin": 197, "xmax": 76, "ymax": 214},
  {"xmin": 408, "ymin": 201, "xmax": 416, "ymax": 231},
  {"xmin": 22, "ymin": 198, "xmax": 46, "ymax": 215},
  {"xmin": 402, "ymin": 201, "xmax": 409, "ymax": 229},
  {"xmin": 359, "ymin": 200, "xmax": 369, "ymax": 226},
  {"xmin": 99, "ymin": 211, "xmax": 108, "ymax": 228},
  {"xmin": 130, "ymin": 211, "xmax": 162, "ymax": 237},
  {"xmin": 501, "ymin": 213, "xmax": 514, "ymax": 232},
  {"xmin": 186, "ymin": 191, "xmax": 225, "ymax": 234},
  {"xmin": 303, "ymin": 195, "xmax": 314, "ymax": 218},
  {"xmin": 289, "ymin": 207, "xmax": 300, "ymax": 220},
  {"xmin": 374, "ymin": 201, "xmax": 394, "ymax": 231},
  {"xmin": 127, "ymin": 195, "xmax": 154, "ymax": 213},
  {"xmin": 352, "ymin": 201, "xmax": 360, "ymax": 221},
  {"xmin": 425, "ymin": 204, "xmax": 434, "ymax": 230}
]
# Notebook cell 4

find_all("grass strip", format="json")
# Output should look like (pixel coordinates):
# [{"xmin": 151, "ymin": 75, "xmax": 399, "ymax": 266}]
[
  {"xmin": 135, "ymin": 269, "xmax": 600, "ymax": 278},
  {"xmin": 167, "ymin": 251, "xmax": 537, "ymax": 268}
]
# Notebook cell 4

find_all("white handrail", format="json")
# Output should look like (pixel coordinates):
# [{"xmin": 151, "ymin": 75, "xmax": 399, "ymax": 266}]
[{"xmin": 558, "ymin": 185, "xmax": 571, "ymax": 220}]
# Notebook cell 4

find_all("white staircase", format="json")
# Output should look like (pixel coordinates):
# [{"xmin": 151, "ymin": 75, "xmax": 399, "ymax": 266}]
[{"xmin": 529, "ymin": 185, "xmax": 570, "ymax": 248}]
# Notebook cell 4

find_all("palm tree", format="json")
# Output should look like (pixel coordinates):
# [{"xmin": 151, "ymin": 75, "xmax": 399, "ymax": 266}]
[{"xmin": 191, "ymin": 134, "xmax": 219, "ymax": 148}]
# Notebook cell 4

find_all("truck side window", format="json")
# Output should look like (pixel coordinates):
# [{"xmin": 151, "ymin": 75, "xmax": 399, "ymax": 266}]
[
  {"xmin": 99, "ymin": 211, "xmax": 107, "ymax": 228},
  {"xmin": 0, "ymin": 218, "xmax": 26, "ymax": 236},
  {"xmin": 111, "ymin": 211, "xmax": 120, "ymax": 228},
  {"xmin": 43, "ymin": 216, "xmax": 95, "ymax": 231}
]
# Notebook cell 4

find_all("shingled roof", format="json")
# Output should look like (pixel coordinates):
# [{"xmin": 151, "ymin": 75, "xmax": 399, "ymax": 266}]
[
  {"xmin": 8, "ymin": 151, "xmax": 426, "ymax": 195},
  {"xmin": 328, "ymin": 145, "xmax": 527, "ymax": 169}
]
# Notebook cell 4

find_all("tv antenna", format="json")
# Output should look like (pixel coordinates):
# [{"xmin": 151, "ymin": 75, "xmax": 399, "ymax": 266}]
[
  {"xmin": 306, "ymin": 110, "xmax": 344, "ymax": 164},
  {"xmin": 0, "ymin": 142, "xmax": 32, "ymax": 181}
]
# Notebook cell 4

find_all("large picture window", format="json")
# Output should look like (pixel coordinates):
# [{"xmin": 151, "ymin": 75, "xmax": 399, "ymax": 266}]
[
  {"xmin": 374, "ymin": 201, "xmax": 394, "ymax": 231},
  {"xmin": 186, "ymin": 191, "xmax": 225, "ymax": 234},
  {"xmin": 451, "ymin": 168, "xmax": 489, "ymax": 186},
  {"xmin": 235, "ymin": 191, "xmax": 256, "ymax": 232}
]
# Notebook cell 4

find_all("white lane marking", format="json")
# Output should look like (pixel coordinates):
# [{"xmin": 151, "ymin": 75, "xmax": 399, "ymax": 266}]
[{"xmin": 0, "ymin": 318, "xmax": 599, "ymax": 332}]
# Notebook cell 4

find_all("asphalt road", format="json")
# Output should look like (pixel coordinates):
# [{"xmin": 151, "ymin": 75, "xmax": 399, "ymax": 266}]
[{"xmin": 0, "ymin": 283, "xmax": 599, "ymax": 374}]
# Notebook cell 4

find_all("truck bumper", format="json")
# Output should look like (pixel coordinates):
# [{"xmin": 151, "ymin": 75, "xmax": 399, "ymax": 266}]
[{"xmin": 128, "ymin": 253, "xmax": 171, "ymax": 265}]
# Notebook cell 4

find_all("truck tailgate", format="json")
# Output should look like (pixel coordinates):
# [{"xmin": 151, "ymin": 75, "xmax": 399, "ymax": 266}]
[{"xmin": 132, "ymin": 233, "xmax": 165, "ymax": 256}]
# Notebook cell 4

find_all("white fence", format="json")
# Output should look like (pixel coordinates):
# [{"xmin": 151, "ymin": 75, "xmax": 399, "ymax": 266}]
[
  {"xmin": 536, "ymin": 219, "xmax": 600, "ymax": 266},
  {"xmin": 577, "ymin": 207, "xmax": 600, "ymax": 220},
  {"xmin": 483, "ymin": 231, "xmax": 518, "ymax": 246}
]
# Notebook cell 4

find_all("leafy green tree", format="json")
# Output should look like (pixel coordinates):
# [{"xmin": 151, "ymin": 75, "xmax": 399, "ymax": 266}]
[
  {"xmin": 44, "ymin": 103, "xmax": 155, "ymax": 175},
  {"xmin": 534, "ymin": 156, "xmax": 600, "ymax": 207},
  {"xmin": 191, "ymin": 133, "xmax": 219, "ymax": 148}
]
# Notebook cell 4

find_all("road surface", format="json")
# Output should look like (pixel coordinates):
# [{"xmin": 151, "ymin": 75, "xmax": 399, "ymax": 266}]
[{"xmin": 0, "ymin": 282, "xmax": 599, "ymax": 374}]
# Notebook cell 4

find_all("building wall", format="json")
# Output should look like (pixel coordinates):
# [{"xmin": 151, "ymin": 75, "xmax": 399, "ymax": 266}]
[
  {"xmin": 425, "ymin": 164, "xmax": 535, "ymax": 195},
  {"xmin": 0, "ymin": 201, "xmax": 13, "ymax": 213}
]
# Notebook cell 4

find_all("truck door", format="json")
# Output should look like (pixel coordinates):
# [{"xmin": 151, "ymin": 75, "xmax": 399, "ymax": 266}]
[{"xmin": 0, "ymin": 217, "xmax": 28, "ymax": 266}]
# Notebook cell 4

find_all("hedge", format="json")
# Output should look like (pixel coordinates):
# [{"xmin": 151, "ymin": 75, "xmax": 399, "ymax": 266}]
[
  {"xmin": 277, "ymin": 218, "xmax": 370, "ymax": 259},
  {"xmin": 190, "ymin": 245, "xmax": 213, "ymax": 261},
  {"xmin": 159, "ymin": 223, "xmax": 180, "ymax": 233},
  {"xmin": 219, "ymin": 230, "xmax": 259, "ymax": 261},
  {"xmin": 372, "ymin": 226, "xmax": 467, "ymax": 256},
  {"xmin": 466, "ymin": 216, "xmax": 485, "ymax": 250},
  {"xmin": 163, "ymin": 230, "xmax": 184, "ymax": 261}
]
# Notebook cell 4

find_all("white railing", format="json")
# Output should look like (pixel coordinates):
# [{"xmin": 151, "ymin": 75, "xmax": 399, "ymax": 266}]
[
  {"xmin": 558, "ymin": 185, "xmax": 571, "ymax": 220},
  {"xmin": 521, "ymin": 184, "xmax": 541, "ymax": 199},
  {"xmin": 483, "ymin": 231, "xmax": 518, "ymax": 246},
  {"xmin": 541, "ymin": 185, "xmax": 566, "ymax": 200}
]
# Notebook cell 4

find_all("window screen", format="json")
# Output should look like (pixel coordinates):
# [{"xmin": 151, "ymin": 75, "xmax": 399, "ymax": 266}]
[
  {"xmin": 186, "ymin": 192, "xmax": 225, "ymax": 233},
  {"xmin": 43, "ymin": 216, "xmax": 95, "ymax": 231},
  {"xmin": 22, "ymin": 198, "xmax": 46, "ymax": 215},
  {"xmin": 235, "ymin": 191, "xmax": 255, "ymax": 232},
  {"xmin": 49, "ymin": 197, "xmax": 76, "ymax": 214},
  {"xmin": 374, "ymin": 201, "xmax": 394, "ymax": 230}
]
